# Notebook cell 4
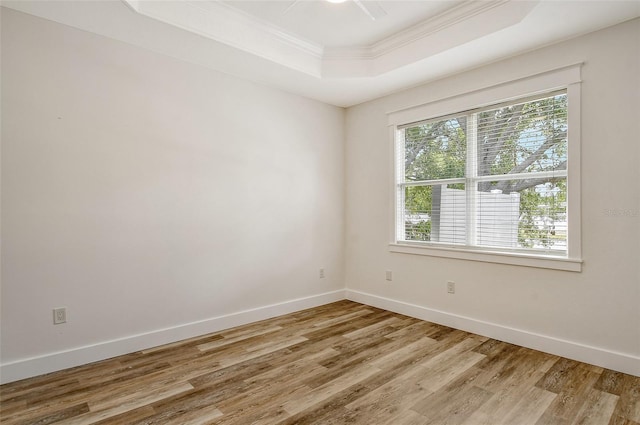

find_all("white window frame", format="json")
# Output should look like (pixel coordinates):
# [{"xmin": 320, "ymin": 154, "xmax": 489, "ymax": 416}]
[{"xmin": 388, "ymin": 64, "xmax": 583, "ymax": 272}]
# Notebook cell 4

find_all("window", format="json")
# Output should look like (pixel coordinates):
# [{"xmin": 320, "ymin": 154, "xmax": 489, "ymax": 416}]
[{"xmin": 389, "ymin": 65, "xmax": 582, "ymax": 271}]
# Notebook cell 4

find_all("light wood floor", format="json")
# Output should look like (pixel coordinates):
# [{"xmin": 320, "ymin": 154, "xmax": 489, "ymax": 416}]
[{"xmin": 1, "ymin": 301, "xmax": 638, "ymax": 425}]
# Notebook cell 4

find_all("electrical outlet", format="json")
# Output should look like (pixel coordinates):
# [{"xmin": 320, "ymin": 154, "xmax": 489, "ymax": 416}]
[
  {"xmin": 447, "ymin": 281, "xmax": 455, "ymax": 294},
  {"xmin": 319, "ymin": 268, "xmax": 325, "ymax": 278},
  {"xmin": 53, "ymin": 307, "xmax": 67, "ymax": 324},
  {"xmin": 385, "ymin": 270, "xmax": 392, "ymax": 281}
]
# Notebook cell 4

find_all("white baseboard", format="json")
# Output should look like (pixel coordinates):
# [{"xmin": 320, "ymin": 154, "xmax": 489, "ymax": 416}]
[
  {"xmin": 346, "ymin": 289, "xmax": 640, "ymax": 377},
  {"xmin": 3, "ymin": 288, "xmax": 638, "ymax": 384},
  {"xmin": 0, "ymin": 290, "xmax": 346, "ymax": 384}
]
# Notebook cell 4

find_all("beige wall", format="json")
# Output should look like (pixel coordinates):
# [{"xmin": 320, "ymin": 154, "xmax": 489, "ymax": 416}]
[
  {"xmin": 345, "ymin": 18, "xmax": 640, "ymax": 372},
  {"xmin": 1, "ymin": 8, "xmax": 345, "ymax": 380}
]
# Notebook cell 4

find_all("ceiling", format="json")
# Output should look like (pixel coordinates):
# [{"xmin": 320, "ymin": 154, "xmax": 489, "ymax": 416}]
[
  {"xmin": 222, "ymin": 1, "xmax": 465, "ymax": 47},
  {"xmin": 3, "ymin": 1, "xmax": 640, "ymax": 107}
]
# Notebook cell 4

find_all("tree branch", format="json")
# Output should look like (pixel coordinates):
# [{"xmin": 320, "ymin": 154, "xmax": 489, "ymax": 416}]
[
  {"xmin": 505, "ymin": 129, "xmax": 567, "ymax": 176},
  {"xmin": 493, "ymin": 160, "xmax": 567, "ymax": 193}
]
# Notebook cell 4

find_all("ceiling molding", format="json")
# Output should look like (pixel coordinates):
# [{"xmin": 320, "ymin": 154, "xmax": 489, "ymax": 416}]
[
  {"xmin": 324, "ymin": 0, "xmax": 538, "ymax": 77},
  {"xmin": 122, "ymin": 0, "xmax": 324, "ymax": 77},
  {"xmin": 368, "ymin": 0, "xmax": 512, "ymax": 58},
  {"xmin": 198, "ymin": 1, "xmax": 324, "ymax": 58},
  {"xmin": 122, "ymin": 0, "xmax": 538, "ymax": 79}
]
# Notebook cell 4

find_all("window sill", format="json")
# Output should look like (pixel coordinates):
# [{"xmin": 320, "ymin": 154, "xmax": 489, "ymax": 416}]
[{"xmin": 389, "ymin": 243, "xmax": 582, "ymax": 272}]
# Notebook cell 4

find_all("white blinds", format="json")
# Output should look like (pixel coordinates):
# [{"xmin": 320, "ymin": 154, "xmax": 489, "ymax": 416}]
[{"xmin": 397, "ymin": 91, "xmax": 568, "ymax": 255}]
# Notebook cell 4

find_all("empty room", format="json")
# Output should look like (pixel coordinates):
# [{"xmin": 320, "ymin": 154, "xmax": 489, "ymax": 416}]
[{"xmin": 1, "ymin": 0, "xmax": 639, "ymax": 424}]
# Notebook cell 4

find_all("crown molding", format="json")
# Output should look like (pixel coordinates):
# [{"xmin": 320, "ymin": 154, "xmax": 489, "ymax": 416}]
[
  {"xmin": 122, "ymin": 0, "xmax": 324, "ymax": 77},
  {"xmin": 322, "ymin": 1, "xmax": 511, "ymax": 61},
  {"xmin": 196, "ymin": 1, "xmax": 324, "ymax": 59},
  {"xmin": 122, "ymin": 0, "xmax": 538, "ymax": 79},
  {"xmin": 370, "ymin": 0, "xmax": 510, "ymax": 58},
  {"xmin": 323, "ymin": 0, "xmax": 538, "ymax": 77}
]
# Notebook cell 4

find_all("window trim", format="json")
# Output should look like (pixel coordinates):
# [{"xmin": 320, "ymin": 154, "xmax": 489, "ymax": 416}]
[{"xmin": 388, "ymin": 64, "xmax": 583, "ymax": 272}]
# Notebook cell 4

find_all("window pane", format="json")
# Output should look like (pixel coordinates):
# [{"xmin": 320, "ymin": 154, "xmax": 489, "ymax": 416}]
[
  {"xmin": 517, "ymin": 180, "xmax": 567, "ymax": 252},
  {"xmin": 475, "ymin": 179, "xmax": 567, "ymax": 252},
  {"xmin": 404, "ymin": 186, "xmax": 432, "ymax": 241},
  {"xmin": 404, "ymin": 184, "xmax": 466, "ymax": 244},
  {"xmin": 477, "ymin": 94, "xmax": 567, "ymax": 177},
  {"xmin": 404, "ymin": 117, "xmax": 467, "ymax": 181}
]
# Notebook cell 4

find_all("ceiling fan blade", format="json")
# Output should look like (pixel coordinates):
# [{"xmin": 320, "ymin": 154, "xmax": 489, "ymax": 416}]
[
  {"xmin": 352, "ymin": 0, "xmax": 387, "ymax": 21},
  {"xmin": 282, "ymin": 0, "xmax": 301, "ymax": 15}
]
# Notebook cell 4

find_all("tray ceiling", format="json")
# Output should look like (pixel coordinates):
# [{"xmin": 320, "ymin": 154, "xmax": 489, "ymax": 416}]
[{"xmin": 2, "ymin": 0, "xmax": 639, "ymax": 107}]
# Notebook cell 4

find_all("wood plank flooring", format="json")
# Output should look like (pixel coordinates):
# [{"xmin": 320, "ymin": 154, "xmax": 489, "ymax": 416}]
[{"xmin": 1, "ymin": 300, "xmax": 639, "ymax": 425}]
